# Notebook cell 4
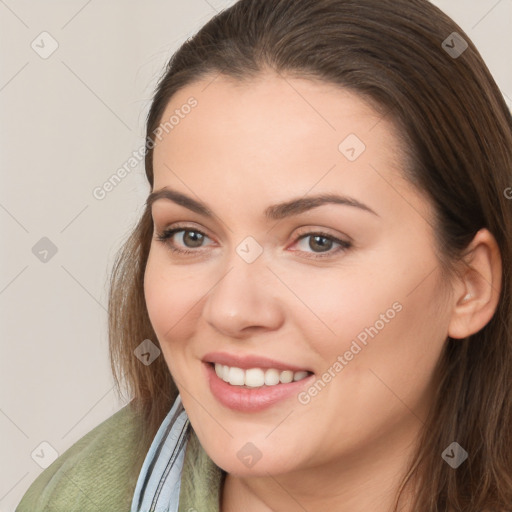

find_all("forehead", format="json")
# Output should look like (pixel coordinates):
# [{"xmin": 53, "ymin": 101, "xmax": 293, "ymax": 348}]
[
  {"xmin": 150, "ymin": 72, "xmax": 428, "ymax": 222},
  {"xmin": 156, "ymin": 72, "xmax": 391, "ymax": 149}
]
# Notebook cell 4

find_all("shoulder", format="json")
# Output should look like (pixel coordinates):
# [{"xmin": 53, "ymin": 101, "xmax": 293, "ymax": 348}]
[{"xmin": 16, "ymin": 402, "xmax": 144, "ymax": 512}]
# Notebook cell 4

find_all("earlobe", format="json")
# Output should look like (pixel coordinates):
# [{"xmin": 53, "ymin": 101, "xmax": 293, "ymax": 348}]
[{"xmin": 447, "ymin": 228, "xmax": 502, "ymax": 340}]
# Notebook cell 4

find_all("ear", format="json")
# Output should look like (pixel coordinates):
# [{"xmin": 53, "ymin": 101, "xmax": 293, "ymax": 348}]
[{"xmin": 447, "ymin": 228, "xmax": 502, "ymax": 339}]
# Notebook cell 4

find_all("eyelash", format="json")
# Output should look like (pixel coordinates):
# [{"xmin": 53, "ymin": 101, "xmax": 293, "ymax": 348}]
[{"xmin": 155, "ymin": 224, "xmax": 352, "ymax": 259}]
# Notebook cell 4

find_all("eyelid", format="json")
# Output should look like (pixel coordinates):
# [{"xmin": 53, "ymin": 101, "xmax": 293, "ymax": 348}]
[
  {"xmin": 292, "ymin": 225, "xmax": 352, "ymax": 243},
  {"xmin": 154, "ymin": 221, "xmax": 349, "ymax": 243},
  {"xmin": 155, "ymin": 220, "xmax": 215, "ymax": 239}
]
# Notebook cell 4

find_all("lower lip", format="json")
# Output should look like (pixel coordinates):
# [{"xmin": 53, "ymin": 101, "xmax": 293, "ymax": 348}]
[{"xmin": 204, "ymin": 362, "xmax": 315, "ymax": 412}]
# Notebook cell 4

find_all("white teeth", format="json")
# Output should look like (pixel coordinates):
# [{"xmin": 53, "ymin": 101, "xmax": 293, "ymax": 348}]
[
  {"xmin": 228, "ymin": 366, "xmax": 246, "ymax": 386},
  {"xmin": 245, "ymin": 368, "xmax": 265, "ymax": 387},
  {"xmin": 279, "ymin": 370, "xmax": 294, "ymax": 383},
  {"xmin": 293, "ymin": 371, "xmax": 309, "ymax": 381},
  {"xmin": 214, "ymin": 363, "xmax": 311, "ymax": 387},
  {"xmin": 264, "ymin": 369, "xmax": 280, "ymax": 386}
]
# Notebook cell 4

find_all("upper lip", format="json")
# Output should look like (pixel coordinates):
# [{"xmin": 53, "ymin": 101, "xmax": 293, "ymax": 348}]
[{"xmin": 203, "ymin": 351, "xmax": 312, "ymax": 373}]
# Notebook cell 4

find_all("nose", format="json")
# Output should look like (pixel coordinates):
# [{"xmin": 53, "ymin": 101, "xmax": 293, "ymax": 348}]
[{"xmin": 202, "ymin": 254, "xmax": 285, "ymax": 338}]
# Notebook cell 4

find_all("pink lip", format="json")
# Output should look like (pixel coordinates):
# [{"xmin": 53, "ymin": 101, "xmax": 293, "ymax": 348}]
[
  {"xmin": 203, "ymin": 362, "xmax": 315, "ymax": 412},
  {"xmin": 202, "ymin": 351, "xmax": 311, "ymax": 372}
]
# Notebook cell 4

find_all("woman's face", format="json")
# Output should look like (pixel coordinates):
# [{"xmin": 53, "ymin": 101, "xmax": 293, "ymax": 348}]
[{"xmin": 144, "ymin": 72, "xmax": 454, "ymax": 477}]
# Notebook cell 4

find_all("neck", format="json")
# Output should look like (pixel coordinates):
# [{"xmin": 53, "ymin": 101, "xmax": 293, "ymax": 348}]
[{"xmin": 220, "ymin": 416, "xmax": 422, "ymax": 512}]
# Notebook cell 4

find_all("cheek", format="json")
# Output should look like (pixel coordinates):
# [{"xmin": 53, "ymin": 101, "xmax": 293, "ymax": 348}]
[
  {"xmin": 143, "ymin": 252, "xmax": 203, "ymax": 344},
  {"xmin": 289, "ymin": 256, "xmax": 448, "ymax": 383},
  {"xmin": 143, "ymin": 254, "xmax": 207, "ymax": 382},
  {"xmin": 330, "ymin": 273, "xmax": 449, "ymax": 413},
  {"xmin": 281, "ymin": 263, "xmax": 401, "ymax": 357}
]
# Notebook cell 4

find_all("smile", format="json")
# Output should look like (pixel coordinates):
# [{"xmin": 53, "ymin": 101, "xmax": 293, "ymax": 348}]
[
  {"xmin": 204, "ymin": 362, "xmax": 315, "ymax": 412},
  {"xmin": 215, "ymin": 363, "xmax": 311, "ymax": 388}
]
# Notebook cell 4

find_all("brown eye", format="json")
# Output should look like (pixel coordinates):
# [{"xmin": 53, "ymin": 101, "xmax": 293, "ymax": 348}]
[
  {"xmin": 308, "ymin": 235, "xmax": 334, "ymax": 252},
  {"xmin": 180, "ymin": 230, "xmax": 205, "ymax": 248},
  {"xmin": 155, "ymin": 227, "xmax": 213, "ymax": 255},
  {"xmin": 292, "ymin": 232, "xmax": 352, "ymax": 259}
]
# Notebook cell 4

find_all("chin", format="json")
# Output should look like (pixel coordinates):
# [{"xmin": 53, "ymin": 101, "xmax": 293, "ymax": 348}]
[{"xmin": 201, "ymin": 434, "xmax": 300, "ymax": 477}]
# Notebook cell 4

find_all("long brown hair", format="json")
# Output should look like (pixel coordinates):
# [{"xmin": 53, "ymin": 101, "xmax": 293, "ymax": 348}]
[{"xmin": 108, "ymin": 0, "xmax": 512, "ymax": 509}]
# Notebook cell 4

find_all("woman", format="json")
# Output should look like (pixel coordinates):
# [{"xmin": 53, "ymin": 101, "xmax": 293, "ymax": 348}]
[{"xmin": 16, "ymin": 0, "xmax": 512, "ymax": 510}]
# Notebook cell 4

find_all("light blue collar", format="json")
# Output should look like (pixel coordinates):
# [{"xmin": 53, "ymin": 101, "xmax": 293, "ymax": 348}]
[{"xmin": 131, "ymin": 394, "xmax": 190, "ymax": 512}]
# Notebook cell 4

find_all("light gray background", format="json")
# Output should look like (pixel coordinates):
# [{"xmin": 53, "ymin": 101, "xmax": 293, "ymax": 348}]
[{"xmin": 1, "ymin": 1, "xmax": 511, "ymax": 510}]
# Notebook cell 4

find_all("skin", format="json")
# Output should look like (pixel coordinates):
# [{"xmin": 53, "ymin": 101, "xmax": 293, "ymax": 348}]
[{"xmin": 143, "ymin": 71, "xmax": 502, "ymax": 512}]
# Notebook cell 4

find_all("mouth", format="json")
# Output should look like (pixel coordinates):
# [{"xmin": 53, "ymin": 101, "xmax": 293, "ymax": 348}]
[
  {"xmin": 203, "ymin": 360, "xmax": 316, "ymax": 412},
  {"xmin": 208, "ymin": 362, "xmax": 313, "ymax": 388}
]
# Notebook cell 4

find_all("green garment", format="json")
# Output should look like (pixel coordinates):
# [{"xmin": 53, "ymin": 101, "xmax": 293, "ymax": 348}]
[
  {"xmin": 16, "ymin": 403, "xmax": 225, "ymax": 511},
  {"xmin": 178, "ymin": 426, "xmax": 226, "ymax": 512}
]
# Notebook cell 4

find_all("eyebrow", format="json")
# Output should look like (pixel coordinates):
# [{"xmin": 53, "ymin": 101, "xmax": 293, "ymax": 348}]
[{"xmin": 146, "ymin": 188, "xmax": 379, "ymax": 220}]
